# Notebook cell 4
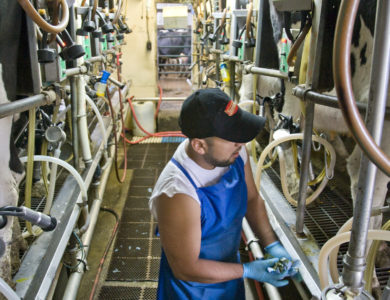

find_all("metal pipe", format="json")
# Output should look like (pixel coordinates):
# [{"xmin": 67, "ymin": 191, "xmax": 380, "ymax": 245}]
[
  {"xmin": 254, "ymin": 0, "xmax": 264, "ymax": 68},
  {"xmin": 244, "ymin": 65, "xmax": 288, "ymax": 79},
  {"xmin": 292, "ymin": 85, "xmax": 386, "ymax": 114},
  {"xmin": 64, "ymin": 65, "xmax": 88, "ymax": 77},
  {"xmin": 295, "ymin": 0, "xmax": 324, "ymax": 236},
  {"xmin": 70, "ymin": 77, "xmax": 80, "ymax": 170},
  {"xmin": 63, "ymin": 146, "xmax": 113, "ymax": 300},
  {"xmin": 85, "ymin": 55, "xmax": 105, "ymax": 64},
  {"xmin": 229, "ymin": 2, "xmax": 238, "ymax": 57},
  {"xmin": 229, "ymin": 61, "xmax": 236, "ymax": 100},
  {"xmin": 15, "ymin": 122, "xmax": 113, "ymax": 300},
  {"xmin": 108, "ymin": 76, "xmax": 125, "ymax": 89},
  {"xmin": 68, "ymin": 8, "xmax": 80, "ymax": 171},
  {"xmin": 295, "ymin": 101, "xmax": 314, "ymax": 235},
  {"xmin": 333, "ymin": 0, "xmax": 390, "ymax": 177},
  {"xmin": 341, "ymin": 0, "xmax": 390, "ymax": 293},
  {"xmin": 133, "ymin": 97, "xmax": 186, "ymax": 102},
  {"xmin": 382, "ymin": 277, "xmax": 390, "ymax": 300},
  {"xmin": 77, "ymin": 76, "xmax": 92, "ymax": 165},
  {"xmin": 63, "ymin": 88, "xmax": 130, "ymax": 299},
  {"xmin": 221, "ymin": 54, "xmax": 242, "ymax": 63},
  {"xmin": 0, "ymin": 91, "xmax": 56, "ymax": 119},
  {"xmin": 242, "ymin": 218, "xmax": 282, "ymax": 300}
]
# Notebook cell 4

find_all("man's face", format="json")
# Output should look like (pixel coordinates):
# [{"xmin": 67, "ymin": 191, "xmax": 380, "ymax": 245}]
[{"xmin": 203, "ymin": 137, "xmax": 244, "ymax": 167}]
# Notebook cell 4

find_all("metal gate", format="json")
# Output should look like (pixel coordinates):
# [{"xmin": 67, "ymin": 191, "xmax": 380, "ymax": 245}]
[{"xmin": 157, "ymin": 28, "xmax": 192, "ymax": 78}]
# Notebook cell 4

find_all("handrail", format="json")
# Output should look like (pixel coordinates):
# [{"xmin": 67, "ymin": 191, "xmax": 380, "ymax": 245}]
[
  {"xmin": 333, "ymin": 0, "xmax": 390, "ymax": 176},
  {"xmin": 0, "ymin": 91, "xmax": 56, "ymax": 119}
]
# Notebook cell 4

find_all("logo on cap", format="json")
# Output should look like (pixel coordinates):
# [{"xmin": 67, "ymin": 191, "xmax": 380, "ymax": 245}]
[{"xmin": 224, "ymin": 100, "xmax": 238, "ymax": 116}]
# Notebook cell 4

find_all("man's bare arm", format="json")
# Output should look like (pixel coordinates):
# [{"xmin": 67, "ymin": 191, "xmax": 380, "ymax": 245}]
[{"xmin": 156, "ymin": 193, "xmax": 244, "ymax": 283}]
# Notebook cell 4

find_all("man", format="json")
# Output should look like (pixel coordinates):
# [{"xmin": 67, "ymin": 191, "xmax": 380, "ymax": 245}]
[{"xmin": 149, "ymin": 88, "xmax": 298, "ymax": 299}]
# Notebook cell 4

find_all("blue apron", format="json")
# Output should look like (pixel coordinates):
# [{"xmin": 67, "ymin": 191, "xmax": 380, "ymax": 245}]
[{"xmin": 157, "ymin": 155, "xmax": 247, "ymax": 300}]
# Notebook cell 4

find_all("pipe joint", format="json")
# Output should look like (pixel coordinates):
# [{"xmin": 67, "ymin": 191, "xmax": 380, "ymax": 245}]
[
  {"xmin": 342, "ymin": 253, "xmax": 366, "ymax": 293},
  {"xmin": 42, "ymin": 90, "xmax": 57, "ymax": 105}
]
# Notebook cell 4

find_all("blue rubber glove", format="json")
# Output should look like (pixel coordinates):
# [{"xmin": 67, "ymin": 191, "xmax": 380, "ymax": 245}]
[
  {"xmin": 265, "ymin": 241, "xmax": 302, "ymax": 280},
  {"xmin": 265, "ymin": 241, "xmax": 292, "ymax": 261},
  {"xmin": 243, "ymin": 258, "xmax": 290, "ymax": 287}
]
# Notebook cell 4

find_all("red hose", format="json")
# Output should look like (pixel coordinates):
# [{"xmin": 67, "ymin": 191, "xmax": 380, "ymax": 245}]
[
  {"xmin": 241, "ymin": 232, "xmax": 266, "ymax": 300},
  {"xmin": 107, "ymin": 87, "xmax": 127, "ymax": 183},
  {"xmin": 89, "ymin": 207, "xmax": 120, "ymax": 300},
  {"xmin": 124, "ymin": 86, "xmax": 186, "ymax": 145}
]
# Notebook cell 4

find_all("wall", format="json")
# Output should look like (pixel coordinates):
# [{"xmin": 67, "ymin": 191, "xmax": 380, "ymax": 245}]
[{"xmin": 122, "ymin": 0, "xmax": 158, "ymax": 97}]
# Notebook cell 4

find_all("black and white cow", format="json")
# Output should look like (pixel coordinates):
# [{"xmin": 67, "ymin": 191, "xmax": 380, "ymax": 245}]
[
  {"xmin": 254, "ymin": 0, "xmax": 388, "ymax": 297},
  {"xmin": 0, "ymin": 63, "xmax": 25, "ymax": 289},
  {"xmin": 0, "ymin": 0, "xmax": 27, "ymax": 288}
]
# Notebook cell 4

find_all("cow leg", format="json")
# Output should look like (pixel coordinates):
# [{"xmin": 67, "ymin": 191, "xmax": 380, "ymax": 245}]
[{"xmin": 329, "ymin": 133, "xmax": 350, "ymax": 172}]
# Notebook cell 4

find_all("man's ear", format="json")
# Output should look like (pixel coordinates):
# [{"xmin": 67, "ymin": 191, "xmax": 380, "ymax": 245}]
[{"xmin": 190, "ymin": 138, "xmax": 207, "ymax": 155}]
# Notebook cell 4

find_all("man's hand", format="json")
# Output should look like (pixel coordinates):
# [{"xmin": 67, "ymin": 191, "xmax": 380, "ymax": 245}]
[
  {"xmin": 265, "ymin": 241, "xmax": 301, "ymax": 280},
  {"xmin": 243, "ymin": 258, "xmax": 290, "ymax": 287},
  {"xmin": 265, "ymin": 241, "xmax": 292, "ymax": 260}
]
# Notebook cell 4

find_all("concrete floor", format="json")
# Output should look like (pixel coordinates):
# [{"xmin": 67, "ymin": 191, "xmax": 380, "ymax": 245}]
[{"xmin": 77, "ymin": 148, "xmax": 135, "ymax": 300}]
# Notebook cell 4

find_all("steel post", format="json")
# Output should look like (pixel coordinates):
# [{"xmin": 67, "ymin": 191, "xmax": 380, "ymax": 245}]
[{"xmin": 342, "ymin": 0, "xmax": 390, "ymax": 294}]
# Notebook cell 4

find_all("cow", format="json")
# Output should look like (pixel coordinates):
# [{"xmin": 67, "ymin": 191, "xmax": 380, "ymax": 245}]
[
  {"xmin": 0, "ymin": 63, "xmax": 26, "ymax": 293},
  {"xmin": 238, "ymin": 0, "xmax": 389, "ymax": 298},
  {"xmin": 0, "ymin": 1, "xmax": 27, "ymax": 292},
  {"xmin": 157, "ymin": 29, "xmax": 192, "ymax": 78}
]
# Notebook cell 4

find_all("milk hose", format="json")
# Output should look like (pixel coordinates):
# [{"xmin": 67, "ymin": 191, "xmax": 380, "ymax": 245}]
[
  {"xmin": 85, "ymin": 95, "xmax": 108, "ymax": 148},
  {"xmin": 291, "ymin": 139, "xmax": 330, "ymax": 186},
  {"xmin": 328, "ymin": 214, "xmax": 390, "ymax": 289},
  {"xmin": 0, "ymin": 277, "xmax": 19, "ymax": 300},
  {"xmin": 328, "ymin": 217, "xmax": 353, "ymax": 284},
  {"xmin": 319, "ymin": 230, "xmax": 390, "ymax": 290},
  {"xmin": 85, "ymin": 94, "xmax": 110, "ymax": 170},
  {"xmin": 20, "ymin": 155, "xmax": 88, "ymax": 238},
  {"xmin": 19, "ymin": 155, "xmax": 87, "ymax": 204},
  {"xmin": 287, "ymin": 17, "xmax": 312, "ymax": 67},
  {"xmin": 255, "ymin": 133, "xmax": 336, "ymax": 206},
  {"xmin": 364, "ymin": 220, "xmax": 390, "ymax": 292},
  {"xmin": 17, "ymin": 0, "xmax": 69, "ymax": 33}
]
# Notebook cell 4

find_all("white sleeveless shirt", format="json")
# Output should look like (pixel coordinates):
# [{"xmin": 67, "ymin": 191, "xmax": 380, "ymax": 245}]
[{"xmin": 149, "ymin": 139, "xmax": 247, "ymax": 220}]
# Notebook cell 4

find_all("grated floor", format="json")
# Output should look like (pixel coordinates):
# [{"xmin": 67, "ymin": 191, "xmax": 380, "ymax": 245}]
[{"xmin": 98, "ymin": 142, "xmax": 180, "ymax": 299}]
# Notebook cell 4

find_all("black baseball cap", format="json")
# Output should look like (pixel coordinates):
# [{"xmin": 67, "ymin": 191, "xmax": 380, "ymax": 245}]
[{"xmin": 179, "ymin": 88, "xmax": 266, "ymax": 143}]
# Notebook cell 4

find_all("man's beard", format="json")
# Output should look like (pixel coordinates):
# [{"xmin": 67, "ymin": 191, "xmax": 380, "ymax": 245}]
[{"xmin": 203, "ymin": 152, "xmax": 235, "ymax": 167}]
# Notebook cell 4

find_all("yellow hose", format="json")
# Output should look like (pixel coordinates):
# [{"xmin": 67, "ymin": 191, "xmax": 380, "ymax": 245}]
[
  {"xmin": 364, "ymin": 219, "xmax": 390, "ymax": 292},
  {"xmin": 291, "ymin": 140, "xmax": 329, "ymax": 186},
  {"xmin": 329, "ymin": 217, "xmax": 353, "ymax": 284},
  {"xmin": 255, "ymin": 133, "xmax": 336, "ymax": 206},
  {"xmin": 251, "ymin": 73, "xmax": 258, "ymax": 163},
  {"xmin": 25, "ymin": 109, "xmax": 36, "ymax": 234},
  {"xmin": 319, "ymin": 230, "xmax": 390, "ymax": 290},
  {"xmin": 299, "ymin": 28, "xmax": 312, "ymax": 116},
  {"xmin": 41, "ymin": 140, "xmax": 49, "ymax": 196}
]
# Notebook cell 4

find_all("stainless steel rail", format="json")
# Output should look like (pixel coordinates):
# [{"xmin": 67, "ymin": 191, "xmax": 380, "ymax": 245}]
[{"xmin": 0, "ymin": 91, "xmax": 56, "ymax": 119}]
